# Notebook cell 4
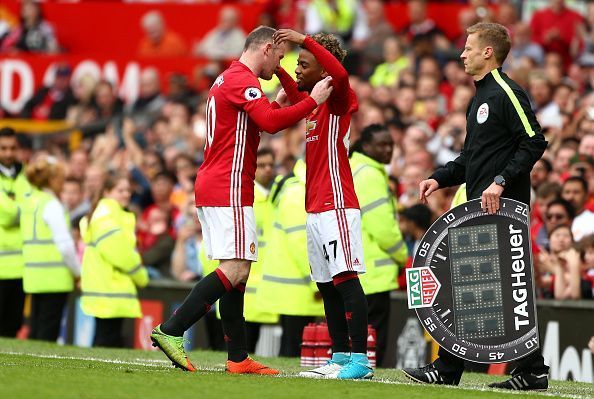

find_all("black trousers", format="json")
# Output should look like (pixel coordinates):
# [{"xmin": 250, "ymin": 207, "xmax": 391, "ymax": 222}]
[
  {"xmin": 366, "ymin": 291, "xmax": 391, "ymax": 367},
  {"xmin": 93, "ymin": 317, "xmax": 125, "ymax": 348},
  {"xmin": 0, "ymin": 279, "xmax": 25, "ymax": 337},
  {"xmin": 29, "ymin": 293, "xmax": 68, "ymax": 341},
  {"xmin": 434, "ymin": 346, "xmax": 549, "ymax": 378},
  {"xmin": 245, "ymin": 321, "xmax": 261, "ymax": 353},
  {"xmin": 280, "ymin": 315, "xmax": 316, "ymax": 357}
]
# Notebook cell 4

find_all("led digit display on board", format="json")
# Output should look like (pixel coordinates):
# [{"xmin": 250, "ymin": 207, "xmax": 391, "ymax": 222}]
[
  {"xmin": 449, "ymin": 224, "xmax": 505, "ymax": 341},
  {"xmin": 407, "ymin": 198, "xmax": 539, "ymax": 363}
]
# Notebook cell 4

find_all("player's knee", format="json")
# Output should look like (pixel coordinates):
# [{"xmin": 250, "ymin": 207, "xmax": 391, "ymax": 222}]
[
  {"xmin": 236, "ymin": 264, "xmax": 251, "ymax": 283},
  {"xmin": 218, "ymin": 259, "xmax": 251, "ymax": 286}
]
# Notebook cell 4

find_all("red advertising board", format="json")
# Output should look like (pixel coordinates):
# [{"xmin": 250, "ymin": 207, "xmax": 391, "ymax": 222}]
[
  {"xmin": 1, "ymin": 1, "xmax": 264, "ymax": 57},
  {"xmin": 2, "ymin": 1, "xmax": 475, "ymax": 58},
  {"xmin": 0, "ymin": 55, "xmax": 210, "ymax": 114},
  {"xmin": 0, "ymin": 1, "xmax": 483, "ymax": 115},
  {"xmin": 134, "ymin": 299, "xmax": 163, "ymax": 350}
]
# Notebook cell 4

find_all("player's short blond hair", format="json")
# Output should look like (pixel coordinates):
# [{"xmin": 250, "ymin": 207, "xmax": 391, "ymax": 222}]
[
  {"xmin": 466, "ymin": 22, "xmax": 511, "ymax": 65},
  {"xmin": 244, "ymin": 26, "xmax": 276, "ymax": 51}
]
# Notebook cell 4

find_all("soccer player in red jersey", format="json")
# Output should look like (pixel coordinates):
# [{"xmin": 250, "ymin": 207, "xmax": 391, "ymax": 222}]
[
  {"xmin": 150, "ymin": 26, "xmax": 334, "ymax": 374},
  {"xmin": 273, "ymin": 29, "xmax": 373, "ymax": 380}
]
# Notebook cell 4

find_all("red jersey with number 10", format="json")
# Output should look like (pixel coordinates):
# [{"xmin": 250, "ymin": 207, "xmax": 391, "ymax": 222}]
[
  {"xmin": 277, "ymin": 37, "xmax": 359, "ymax": 213},
  {"xmin": 195, "ymin": 60, "xmax": 317, "ymax": 207}
]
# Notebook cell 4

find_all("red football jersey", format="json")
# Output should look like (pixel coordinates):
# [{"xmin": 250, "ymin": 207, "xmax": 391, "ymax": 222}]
[
  {"xmin": 195, "ymin": 61, "xmax": 317, "ymax": 207},
  {"xmin": 277, "ymin": 37, "xmax": 359, "ymax": 213}
]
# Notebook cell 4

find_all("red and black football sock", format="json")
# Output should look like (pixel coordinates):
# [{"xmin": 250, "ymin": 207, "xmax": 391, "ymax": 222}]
[
  {"xmin": 219, "ymin": 283, "xmax": 249, "ymax": 362},
  {"xmin": 161, "ymin": 269, "xmax": 232, "ymax": 337},
  {"xmin": 333, "ymin": 272, "xmax": 368, "ymax": 354},
  {"xmin": 316, "ymin": 281, "xmax": 350, "ymax": 353}
]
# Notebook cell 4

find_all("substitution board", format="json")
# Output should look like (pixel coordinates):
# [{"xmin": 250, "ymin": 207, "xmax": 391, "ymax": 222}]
[{"xmin": 406, "ymin": 198, "xmax": 539, "ymax": 363}]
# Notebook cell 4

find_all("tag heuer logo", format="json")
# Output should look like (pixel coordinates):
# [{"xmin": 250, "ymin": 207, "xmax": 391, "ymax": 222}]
[{"xmin": 406, "ymin": 267, "xmax": 441, "ymax": 309}]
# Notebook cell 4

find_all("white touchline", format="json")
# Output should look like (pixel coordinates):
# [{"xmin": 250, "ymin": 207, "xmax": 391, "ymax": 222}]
[
  {"xmin": 0, "ymin": 351, "xmax": 222, "ymax": 372},
  {"xmin": 0, "ymin": 350, "xmax": 591, "ymax": 398}
]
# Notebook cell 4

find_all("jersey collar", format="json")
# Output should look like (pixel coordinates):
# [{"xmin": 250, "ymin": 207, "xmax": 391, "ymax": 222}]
[
  {"xmin": 233, "ymin": 60, "xmax": 258, "ymax": 79},
  {"xmin": 475, "ymin": 67, "xmax": 502, "ymax": 87}
]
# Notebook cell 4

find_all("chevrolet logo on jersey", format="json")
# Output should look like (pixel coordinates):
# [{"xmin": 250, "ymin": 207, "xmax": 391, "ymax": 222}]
[
  {"xmin": 306, "ymin": 120, "xmax": 317, "ymax": 134},
  {"xmin": 306, "ymin": 120, "xmax": 318, "ymax": 143}
]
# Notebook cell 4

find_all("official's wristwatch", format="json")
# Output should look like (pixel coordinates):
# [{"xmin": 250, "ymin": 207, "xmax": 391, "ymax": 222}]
[{"xmin": 494, "ymin": 175, "xmax": 506, "ymax": 187}]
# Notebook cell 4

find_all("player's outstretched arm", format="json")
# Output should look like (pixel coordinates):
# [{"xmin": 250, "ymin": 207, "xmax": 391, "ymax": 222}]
[
  {"xmin": 244, "ymin": 77, "xmax": 333, "ymax": 133},
  {"xmin": 276, "ymin": 67, "xmax": 308, "ymax": 105},
  {"xmin": 274, "ymin": 30, "xmax": 349, "ymax": 97},
  {"xmin": 274, "ymin": 29, "xmax": 347, "ymax": 86}
]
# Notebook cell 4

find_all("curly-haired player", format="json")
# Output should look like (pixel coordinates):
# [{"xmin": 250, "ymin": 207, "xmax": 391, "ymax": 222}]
[{"xmin": 273, "ymin": 29, "xmax": 372, "ymax": 380}]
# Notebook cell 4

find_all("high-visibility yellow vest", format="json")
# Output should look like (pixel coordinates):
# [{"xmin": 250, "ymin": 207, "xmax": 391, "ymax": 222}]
[
  {"xmin": 313, "ymin": 0, "xmax": 355, "ymax": 33},
  {"xmin": 350, "ymin": 152, "xmax": 408, "ymax": 294},
  {"xmin": 244, "ymin": 183, "xmax": 279, "ymax": 323},
  {"xmin": 451, "ymin": 184, "xmax": 467, "ymax": 209},
  {"xmin": 21, "ymin": 189, "xmax": 74, "ymax": 294},
  {"xmin": 0, "ymin": 167, "xmax": 30, "ymax": 279},
  {"xmin": 199, "ymin": 185, "xmax": 279, "ymax": 324},
  {"xmin": 80, "ymin": 198, "xmax": 148, "ymax": 319},
  {"xmin": 256, "ymin": 161, "xmax": 325, "ymax": 316},
  {"xmin": 370, "ymin": 57, "xmax": 410, "ymax": 88}
]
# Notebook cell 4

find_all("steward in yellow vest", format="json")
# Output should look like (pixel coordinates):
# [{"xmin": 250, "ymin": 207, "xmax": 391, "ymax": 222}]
[
  {"xmin": 0, "ymin": 127, "xmax": 31, "ymax": 337},
  {"xmin": 21, "ymin": 157, "xmax": 80, "ymax": 341},
  {"xmin": 257, "ymin": 160, "xmax": 325, "ymax": 356},
  {"xmin": 349, "ymin": 124, "xmax": 408, "ymax": 366},
  {"xmin": 451, "ymin": 183, "xmax": 467, "ymax": 209},
  {"xmin": 80, "ymin": 174, "xmax": 148, "ymax": 347},
  {"xmin": 308, "ymin": 0, "xmax": 357, "ymax": 40},
  {"xmin": 369, "ymin": 37, "xmax": 409, "ymax": 88}
]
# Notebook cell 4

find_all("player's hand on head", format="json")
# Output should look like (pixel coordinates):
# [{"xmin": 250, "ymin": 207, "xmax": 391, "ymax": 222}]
[
  {"xmin": 310, "ymin": 76, "xmax": 333, "ymax": 105},
  {"xmin": 275, "ymin": 88, "xmax": 289, "ymax": 107},
  {"xmin": 481, "ymin": 182, "xmax": 504, "ymax": 215},
  {"xmin": 419, "ymin": 179, "xmax": 439, "ymax": 204},
  {"xmin": 273, "ymin": 29, "xmax": 306, "ymax": 45}
]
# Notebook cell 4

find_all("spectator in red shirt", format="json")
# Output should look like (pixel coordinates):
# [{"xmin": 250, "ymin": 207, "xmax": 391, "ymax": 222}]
[
  {"xmin": 259, "ymin": 0, "xmax": 306, "ymax": 31},
  {"xmin": 137, "ymin": 172, "xmax": 180, "ymax": 278},
  {"xmin": 21, "ymin": 64, "xmax": 76, "ymax": 120},
  {"xmin": 530, "ymin": 0, "xmax": 585, "ymax": 68}
]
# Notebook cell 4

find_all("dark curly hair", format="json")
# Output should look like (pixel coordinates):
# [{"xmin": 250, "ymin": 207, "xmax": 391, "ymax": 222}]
[{"xmin": 307, "ymin": 33, "xmax": 347, "ymax": 63}]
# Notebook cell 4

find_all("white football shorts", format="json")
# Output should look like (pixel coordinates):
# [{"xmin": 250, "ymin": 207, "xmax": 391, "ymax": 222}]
[
  {"xmin": 306, "ymin": 208, "xmax": 366, "ymax": 283},
  {"xmin": 196, "ymin": 206, "xmax": 258, "ymax": 262}
]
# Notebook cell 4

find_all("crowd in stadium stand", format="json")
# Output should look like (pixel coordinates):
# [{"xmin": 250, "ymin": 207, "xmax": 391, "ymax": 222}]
[{"xmin": 2, "ymin": 0, "xmax": 594, "ymax": 317}]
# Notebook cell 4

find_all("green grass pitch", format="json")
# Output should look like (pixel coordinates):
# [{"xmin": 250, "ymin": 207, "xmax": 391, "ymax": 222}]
[{"xmin": 0, "ymin": 338, "xmax": 592, "ymax": 399}]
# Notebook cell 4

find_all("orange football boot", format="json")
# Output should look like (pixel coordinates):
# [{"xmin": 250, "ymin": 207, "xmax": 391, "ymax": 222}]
[{"xmin": 226, "ymin": 357, "xmax": 280, "ymax": 375}]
